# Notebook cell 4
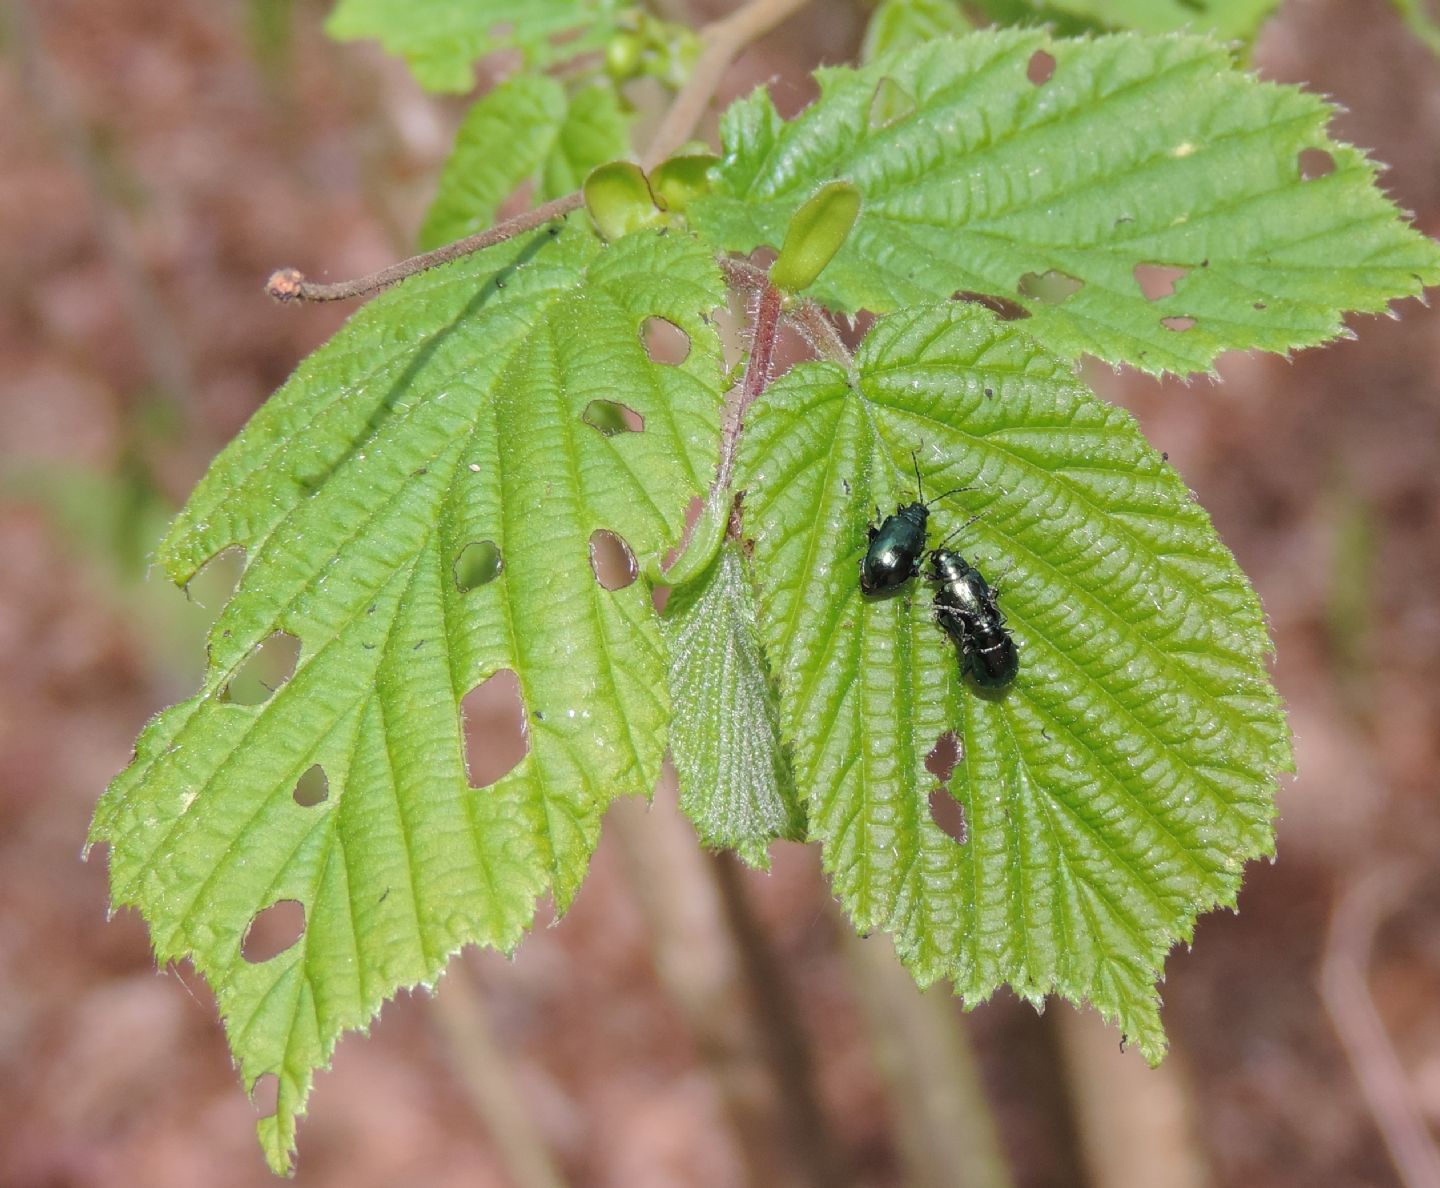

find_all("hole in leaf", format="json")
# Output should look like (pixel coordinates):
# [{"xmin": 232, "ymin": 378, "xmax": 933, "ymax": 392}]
[
  {"xmin": 929, "ymin": 787, "xmax": 968, "ymax": 845},
  {"xmin": 651, "ymin": 585, "xmax": 672, "ymax": 614},
  {"xmin": 462, "ymin": 668, "xmax": 528, "ymax": 789},
  {"xmin": 1133, "ymin": 263, "xmax": 1188, "ymax": 301},
  {"xmin": 251, "ymin": 1073, "xmax": 279, "ymax": 1116},
  {"xmin": 1161, "ymin": 315, "xmax": 1197, "ymax": 332},
  {"xmin": 222, "ymin": 631, "xmax": 300, "ymax": 705},
  {"xmin": 590, "ymin": 529, "xmax": 637, "ymax": 590},
  {"xmin": 868, "ymin": 75, "xmax": 916, "ymax": 128},
  {"xmin": 1017, "ymin": 269, "xmax": 1083, "ymax": 305},
  {"xmin": 1026, "ymin": 49, "xmax": 1056, "ymax": 85},
  {"xmin": 952, "ymin": 291, "xmax": 1031, "ymax": 321},
  {"xmin": 582, "ymin": 399, "xmax": 645, "ymax": 436},
  {"xmin": 1298, "ymin": 148, "xmax": 1335, "ymax": 180},
  {"xmin": 925, "ymin": 731, "xmax": 961, "ymax": 785},
  {"xmin": 293, "ymin": 764, "xmax": 328, "ymax": 807},
  {"xmin": 184, "ymin": 546, "xmax": 246, "ymax": 609},
  {"xmin": 454, "ymin": 540, "xmax": 503, "ymax": 592},
  {"xmin": 642, "ymin": 316, "xmax": 691, "ymax": 365},
  {"xmin": 243, "ymin": 900, "xmax": 306, "ymax": 962},
  {"xmin": 661, "ymin": 495, "xmax": 706, "ymax": 571}
]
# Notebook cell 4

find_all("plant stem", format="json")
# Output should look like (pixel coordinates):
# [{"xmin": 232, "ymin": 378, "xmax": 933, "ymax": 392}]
[
  {"xmin": 1322, "ymin": 863, "xmax": 1440, "ymax": 1188},
  {"xmin": 609, "ymin": 795, "xmax": 799, "ymax": 1187},
  {"xmin": 641, "ymin": 0, "xmax": 814, "ymax": 170},
  {"xmin": 714, "ymin": 278, "xmax": 783, "ymax": 512},
  {"xmin": 708, "ymin": 852, "xmax": 855, "ymax": 1188},
  {"xmin": 842, "ymin": 928, "xmax": 1015, "ymax": 1188},
  {"xmin": 719, "ymin": 257, "xmax": 855, "ymax": 370},
  {"xmin": 432, "ymin": 961, "xmax": 570, "ymax": 1188},
  {"xmin": 265, "ymin": 193, "xmax": 583, "ymax": 303},
  {"xmin": 266, "ymin": 0, "xmax": 817, "ymax": 303}
]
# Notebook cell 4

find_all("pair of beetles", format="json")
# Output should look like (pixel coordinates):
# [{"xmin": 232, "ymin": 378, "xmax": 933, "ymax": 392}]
[{"xmin": 859, "ymin": 455, "xmax": 1019, "ymax": 690}]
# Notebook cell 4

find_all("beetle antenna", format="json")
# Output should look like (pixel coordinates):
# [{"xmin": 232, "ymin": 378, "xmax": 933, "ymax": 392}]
[
  {"xmin": 933, "ymin": 511, "xmax": 986, "ymax": 553},
  {"xmin": 911, "ymin": 448, "xmax": 924, "ymax": 502},
  {"xmin": 924, "ymin": 484, "xmax": 972, "ymax": 508},
  {"xmin": 989, "ymin": 560, "xmax": 1014, "ymax": 598}
]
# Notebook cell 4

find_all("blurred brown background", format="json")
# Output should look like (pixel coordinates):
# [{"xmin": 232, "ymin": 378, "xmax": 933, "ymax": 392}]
[{"xmin": 3, "ymin": 0, "xmax": 1440, "ymax": 1184}]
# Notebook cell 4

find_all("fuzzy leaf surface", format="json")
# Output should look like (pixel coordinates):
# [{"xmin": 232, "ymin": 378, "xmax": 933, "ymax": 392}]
[
  {"xmin": 1041, "ymin": 0, "xmax": 1279, "ymax": 36},
  {"xmin": 421, "ymin": 76, "xmax": 630, "ymax": 249},
  {"xmin": 327, "ymin": 0, "xmax": 622, "ymax": 91},
  {"xmin": 737, "ymin": 302, "xmax": 1291, "ymax": 1055},
  {"xmin": 665, "ymin": 543, "xmax": 804, "ymax": 866},
  {"xmin": 695, "ymin": 31, "xmax": 1440, "ymax": 376},
  {"xmin": 89, "ymin": 228, "xmax": 725, "ymax": 1172}
]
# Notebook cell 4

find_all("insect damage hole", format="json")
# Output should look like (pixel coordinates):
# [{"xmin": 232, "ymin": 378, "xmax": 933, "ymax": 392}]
[
  {"xmin": 1017, "ymin": 269, "xmax": 1083, "ymax": 305},
  {"xmin": 250, "ymin": 1073, "xmax": 280, "ymax": 1117},
  {"xmin": 590, "ymin": 529, "xmax": 637, "ymax": 590},
  {"xmin": 184, "ymin": 546, "xmax": 245, "ymax": 609},
  {"xmin": 243, "ymin": 900, "xmax": 306, "ymax": 963},
  {"xmin": 1134, "ymin": 263, "xmax": 1188, "ymax": 301},
  {"xmin": 582, "ymin": 399, "xmax": 645, "ymax": 436},
  {"xmin": 868, "ymin": 75, "xmax": 916, "ymax": 128},
  {"xmin": 1298, "ymin": 148, "xmax": 1335, "ymax": 180},
  {"xmin": 925, "ymin": 730, "xmax": 961, "ymax": 784},
  {"xmin": 1026, "ymin": 49, "xmax": 1056, "ymax": 85},
  {"xmin": 221, "ymin": 631, "xmax": 300, "ymax": 705},
  {"xmin": 293, "ymin": 764, "xmax": 328, "ymax": 807},
  {"xmin": 1161, "ymin": 315, "xmax": 1197, "ymax": 332},
  {"xmin": 462, "ymin": 668, "xmax": 528, "ymax": 789},
  {"xmin": 929, "ymin": 788, "xmax": 968, "ymax": 845},
  {"xmin": 454, "ymin": 540, "xmax": 503, "ymax": 592},
  {"xmin": 925, "ymin": 732, "xmax": 966, "ymax": 843},
  {"xmin": 642, "ymin": 316, "xmax": 691, "ymax": 365},
  {"xmin": 953, "ymin": 290, "xmax": 1030, "ymax": 321}
]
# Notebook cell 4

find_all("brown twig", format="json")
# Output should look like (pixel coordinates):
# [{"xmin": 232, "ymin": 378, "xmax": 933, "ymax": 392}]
[
  {"xmin": 641, "ymin": 0, "xmax": 814, "ymax": 170},
  {"xmin": 432, "ymin": 960, "xmax": 569, "ymax": 1188},
  {"xmin": 609, "ymin": 794, "xmax": 799, "ymax": 1187},
  {"xmin": 708, "ymin": 851, "xmax": 854, "ymax": 1188},
  {"xmin": 842, "ymin": 928, "xmax": 1014, "ymax": 1188},
  {"xmin": 267, "ymin": 0, "xmax": 817, "ymax": 304},
  {"xmin": 265, "ymin": 192, "xmax": 583, "ymax": 303},
  {"xmin": 1321, "ymin": 862, "xmax": 1440, "ymax": 1188}
]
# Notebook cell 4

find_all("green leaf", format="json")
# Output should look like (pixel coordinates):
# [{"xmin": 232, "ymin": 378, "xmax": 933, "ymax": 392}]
[
  {"xmin": 737, "ymin": 301, "xmax": 1291, "ymax": 1056},
  {"xmin": 420, "ymin": 76, "xmax": 630, "ymax": 250},
  {"xmin": 326, "ymin": 0, "xmax": 623, "ymax": 91},
  {"xmin": 694, "ymin": 32, "xmax": 1440, "ymax": 376},
  {"xmin": 862, "ymin": 0, "xmax": 971, "ymax": 61},
  {"xmin": 89, "ymin": 227, "xmax": 726, "ymax": 1173},
  {"xmin": 1040, "ymin": 0, "xmax": 1279, "ymax": 37},
  {"xmin": 665, "ymin": 543, "xmax": 804, "ymax": 866},
  {"xmin": 966, "ymin": 0, "xmax": 1109, "ymax": 34}
]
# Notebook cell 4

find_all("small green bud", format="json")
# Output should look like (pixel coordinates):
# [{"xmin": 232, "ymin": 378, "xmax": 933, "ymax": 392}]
[
  {"xmin": 770, "ymin": 180, "xmax": 862, "ymax": 294},
  {"xmin": 604, "ymin": 32, "xmax": 644, "ymax": 80},
  {"xmin": 649, "ymin": 155, "xmax": 719, "ymax": 214},
  {"xmin": 583, "ymin": 161, "xmax": 663, "ymax": 241}
]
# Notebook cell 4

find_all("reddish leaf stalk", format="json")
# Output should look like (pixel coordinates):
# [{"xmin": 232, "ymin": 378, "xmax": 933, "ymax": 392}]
[
  {"xmin": 715, "ymin": 278, "xmax": 783, "ymax": 508},
  {"xmin": 265, "ymin": 193, "xmax": 583, "ymax": 303}
]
